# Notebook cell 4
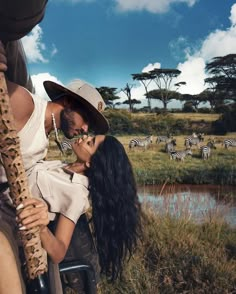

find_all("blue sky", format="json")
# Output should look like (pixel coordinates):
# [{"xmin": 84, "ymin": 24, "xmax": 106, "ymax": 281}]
[{"xmin": 21, "ymin": 0, "xmax": 236, "ymax": 108}]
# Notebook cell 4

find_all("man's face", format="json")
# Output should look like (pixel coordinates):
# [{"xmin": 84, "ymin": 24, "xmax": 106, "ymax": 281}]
[{"xmin": 60, "ymin": 107, "xmax": 89, "ymax": 139}]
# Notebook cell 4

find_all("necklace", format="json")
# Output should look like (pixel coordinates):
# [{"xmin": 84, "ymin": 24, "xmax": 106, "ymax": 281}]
[
  {"xmin": 51, "ymin": 113, "xmax": 60, "ymax": 143},
  {"xmin": 51, "ymin": 113, "xmax": 72, "ymax": 153}
]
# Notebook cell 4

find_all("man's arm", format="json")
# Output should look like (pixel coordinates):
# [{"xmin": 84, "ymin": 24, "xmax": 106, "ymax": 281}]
[{"xmin": 0, "ymin": 41, "xmax": 34, "ymax": 133}]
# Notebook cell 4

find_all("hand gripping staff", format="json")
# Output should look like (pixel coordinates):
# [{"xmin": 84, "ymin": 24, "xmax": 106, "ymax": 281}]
[{"xmin": 0, "ymin": 0, "xmax": 48, "ymax": 282}]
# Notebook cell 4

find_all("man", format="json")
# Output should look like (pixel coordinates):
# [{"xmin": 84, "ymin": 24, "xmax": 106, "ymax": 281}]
[{"xmin": 0, "ymin": 40, "xmax": 108, "ymax": 293}]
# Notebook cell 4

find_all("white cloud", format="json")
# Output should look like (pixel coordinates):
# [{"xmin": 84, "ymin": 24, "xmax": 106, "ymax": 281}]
[
  {"xmin": 51, "ymin": 44, "xmax": 58, "ymax": 57},
  {"xmin": 22, "ymin": 25, "xmax": 58, "ymax": 63},
  {"xmin": 176, "ymin": 56, "xmax": 206, "ymax": 94},
  {"xmin": 142, "ymin": 62, "xmax": 161, "ymax": 72},
  {"xmin": 174, "ymin": 3, "xmax": 236, "ymax": 95},
  {"xmin": 21, "ymin": 25, "xmax": 48, "ymax": 63},
  {"xmin": 229, "ymin": 3, "xmax": 236, "ymax": 26},
  {"xmin": 31, "ymin": 73, "xmax": 63, "ymax": 100},
  {"xmin": 114, "ymin": 0, "xmax": 198, "ymax": 14}
]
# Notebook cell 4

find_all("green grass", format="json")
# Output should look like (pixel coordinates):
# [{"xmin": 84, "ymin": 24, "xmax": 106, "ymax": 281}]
[
  {"xmin": 47, "ymin": 133, "xmax": 236, "ymax": 186},
  {"xmin": 116, "ymin": 134, "xmax": 236, "ymax": 186}
]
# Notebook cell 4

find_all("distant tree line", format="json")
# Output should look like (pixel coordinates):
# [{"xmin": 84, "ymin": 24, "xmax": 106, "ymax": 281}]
[{"xmin": 96, "ymin": 54, "xmax": 236, "ymax": 133}]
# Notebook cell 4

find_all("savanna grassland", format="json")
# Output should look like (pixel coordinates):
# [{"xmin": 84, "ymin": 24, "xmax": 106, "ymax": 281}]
[
  {"xmin": 117, "ymin": 133, "xmax": 236, "ymax": 186},
  {"xmin": 52, "ymin": 112, "xmax": 236, "ymax": 293},
  {"xmin": 48, "ymin": 132, "xmax": 236, "ymax": 186}
]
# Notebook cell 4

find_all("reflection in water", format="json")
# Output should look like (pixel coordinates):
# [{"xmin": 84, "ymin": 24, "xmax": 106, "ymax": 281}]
[{"xmin": 138, "ymin": 184, "xmax": 236, "ymax": 227}]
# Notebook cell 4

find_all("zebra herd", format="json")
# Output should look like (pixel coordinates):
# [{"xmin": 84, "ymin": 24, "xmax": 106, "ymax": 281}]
[{"xmin": 128, "ymin": 133, "xmax": 236, "ymax": 161}]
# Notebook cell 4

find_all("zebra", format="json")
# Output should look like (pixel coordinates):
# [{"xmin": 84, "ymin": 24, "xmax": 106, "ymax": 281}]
[
  {"xmin": 170, "ymin": 149, "xmax": 192, "ymax": 161},
  {"xmin": 184, "ymin": 133, "xmax": 204, "ymax": 149},
  {"xmin": 156, "ymin": 135, "xmax": 172, "ymax": 144},
  {"xmin": 165, "ymin": 139, "xmax": 177, "ymax": 154},
  {"xmin": 199, "ymin": 140, "xmax": 217, "ymax": 160},
  {"xmin": 56, "ymin": 137, "xmax": 73, "ymax": 154},
  {"xmin": 222, "ymin": 139, "xmax": 236, "ymax": 149},
  {"xmin": 129, "ymin": 135, "xmax": 153, "ymax": 150}
]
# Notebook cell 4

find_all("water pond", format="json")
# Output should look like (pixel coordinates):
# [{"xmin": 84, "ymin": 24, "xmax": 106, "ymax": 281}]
[{"xmin": 138, "ymin": 184, "xmax": 236, "ymax": 227}]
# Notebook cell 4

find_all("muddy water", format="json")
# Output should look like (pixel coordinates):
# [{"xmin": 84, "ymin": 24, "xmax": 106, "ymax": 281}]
[{"xmin": 138, "ymin": 184, "xmax": 236, "ymax": 227}]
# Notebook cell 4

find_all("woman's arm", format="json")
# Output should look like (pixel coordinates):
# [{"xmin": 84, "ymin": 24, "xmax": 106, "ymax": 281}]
[
  {"xmin": 17, "ymin": 198, "xmax": 75, "ymax": 263},
  {"xmin": 40, "ymin": 214, "xmax": 75, "ymax": 263}
]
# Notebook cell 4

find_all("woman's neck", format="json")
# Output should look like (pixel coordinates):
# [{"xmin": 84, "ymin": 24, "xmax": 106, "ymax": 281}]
[{"xmin": 63, "ymin": 162, "xmax": 87, "ymax": 175}]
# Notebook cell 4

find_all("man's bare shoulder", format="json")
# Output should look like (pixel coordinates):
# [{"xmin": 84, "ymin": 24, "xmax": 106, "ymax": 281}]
[{"xmin": 8, "ymin": 81, "xmax": 35, "ymax": 132}]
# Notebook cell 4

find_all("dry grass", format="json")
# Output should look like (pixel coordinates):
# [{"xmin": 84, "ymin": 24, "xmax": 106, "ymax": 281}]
[
  {"xmin": 98, "ymin": 207, "xmax": 236, "ymax": 293},
  {"xmin": 170, "ymin": 113, "xmax": 221, "ymax": 121},
  {"xmin": 128, "ymin": 112, "xmax": 221, "ymax": 122}
]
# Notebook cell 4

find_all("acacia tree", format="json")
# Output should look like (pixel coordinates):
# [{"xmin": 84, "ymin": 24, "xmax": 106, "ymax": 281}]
[
  {"xmin": 147, "ymin": 89, "xmax": 181, "ymax": 110},
  {"xmin": 122, "ymin": 98, "xmax": 141, "ymax": 110},
  {"xmin": 198, "ymin": 88, "xmax": 224, "ymax": 111},
  {"xmin": 148, "ymin": 68, "xmax": 183, "ymax": 110},
  {"xmin": 132, "ymin": 72, "xmax": 155, "ymax": 111},
  {"xmin": 121, "ymin": 83, "xmax": 134, "ymax": 112},
  {"xmin": 205, "ymin": 54, "xmax": 236, "ymax": 101},
  {"xmin": 181, "ymin": 93, "xmax": 206, "ymax": 112},
  {"xmin": 96, "ymin": 86, "xmax": 121, "ymax": 109}
]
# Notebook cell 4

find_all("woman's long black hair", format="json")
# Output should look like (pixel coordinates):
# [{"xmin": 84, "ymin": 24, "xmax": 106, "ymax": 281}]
[{"xmin": 85, "ymin": 135, "xmax": 141, "ymax": 281}]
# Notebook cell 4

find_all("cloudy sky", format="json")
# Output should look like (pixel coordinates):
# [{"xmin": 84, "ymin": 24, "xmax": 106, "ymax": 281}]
[{"xmin": 21, "ymin": 0, "xmax": 236, "ymax": 108}]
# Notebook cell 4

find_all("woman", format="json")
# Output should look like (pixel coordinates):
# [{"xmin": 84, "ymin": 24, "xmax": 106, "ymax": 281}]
[{"xmin": 17, "ymin": 135, "xmax": 141, "ymax": 283}]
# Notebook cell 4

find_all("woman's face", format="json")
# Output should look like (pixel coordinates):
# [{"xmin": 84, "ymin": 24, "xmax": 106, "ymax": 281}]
[{"xmin": 71, "ymin": 135, "xmax": 105, "ymax": 163}]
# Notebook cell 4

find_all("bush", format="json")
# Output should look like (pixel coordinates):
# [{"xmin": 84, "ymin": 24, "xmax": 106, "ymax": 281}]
[
  {"xmin": 198, "ymin": 107, "xmax": 211, "ymax": 113},
  {"xmin": 182, "ymin": 102, "xmax": 196, "ymax": 113},
  {"xmin": 213, "ymin": 102, "xmax": 236, "ymax": 133},
  {"xmin": 103, "ymin": 109, "xmax": 221, "ymax": 136},
  {"xmin": 104, "ymin": 109, "xmax": 133, "ymax": 134}
]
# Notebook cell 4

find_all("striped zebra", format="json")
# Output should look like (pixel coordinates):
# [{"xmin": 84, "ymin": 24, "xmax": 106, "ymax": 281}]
[
  {"xmin": 184, "ymin": 133, "xmax": 204, "ymax": 149},
  {"xmin": 200, "ymin": 145, "xmax": 211, "ymax": 160},
  {"xmin": 129, "ymin": 135, "xmax": 153, "ymax": 150},
  {"xmin": 222, "ymin": 139, "xmax": 236, "ymax": 149},
  {"xmin": 199, "ymin": 140, "xmax": 216, "ymax": 160},
  {"xmin": 170, "ymin": 149, "xmax": 192, "ymax": 161},
  {"xmin": 156, "ymin": 135, "xmax": 172, "ymax": 144},
  {"xmin": 165, "ymin": 139, "xmax": 177, "ymax": 153},
  {"xmin": 56, "ymin": 137, "xmax": 73, "ymax": 154}
]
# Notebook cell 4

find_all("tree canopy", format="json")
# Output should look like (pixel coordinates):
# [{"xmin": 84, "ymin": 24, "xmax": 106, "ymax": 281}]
[
  {"xmin": 147, "ymin": 89, "xmax": 181, "ymax": 110},
  {"xmin": 205, "ymin": 54, "xmax": 236, "ymax": 101},
  {"xmin": 96, "ymin": 86, "xmax": 120, "ymax": 108},
  {"xmin": 132, "ymin": 72, "xmax": 155, "ymax": 110}
]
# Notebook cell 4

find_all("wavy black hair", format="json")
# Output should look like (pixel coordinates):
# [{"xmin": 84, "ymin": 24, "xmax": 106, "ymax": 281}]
[{"xmin": 85, "ymin": 135, "xmax": 141, "ymax": 281}]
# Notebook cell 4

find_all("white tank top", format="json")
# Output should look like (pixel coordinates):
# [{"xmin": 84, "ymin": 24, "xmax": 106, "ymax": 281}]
[{"xmin": 0, "ymin": 92, "xmax": 48, "ymax": 183}]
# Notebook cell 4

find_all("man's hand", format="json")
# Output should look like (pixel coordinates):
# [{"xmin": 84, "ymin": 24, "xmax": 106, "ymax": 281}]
[{"xmin": 0, "ymin": 41, "xmax": 7, "ymax": 72}]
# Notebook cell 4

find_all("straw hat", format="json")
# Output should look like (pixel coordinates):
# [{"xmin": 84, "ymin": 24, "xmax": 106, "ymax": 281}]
[{"xmin": 44, "ymin": 79, "xmax": 109, "ymax": 134}]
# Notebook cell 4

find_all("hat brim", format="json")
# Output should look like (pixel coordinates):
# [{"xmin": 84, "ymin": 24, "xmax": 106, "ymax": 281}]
[{"xmin": 43, "ymin": 81, "xmax": 109, "ymax": 134}]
